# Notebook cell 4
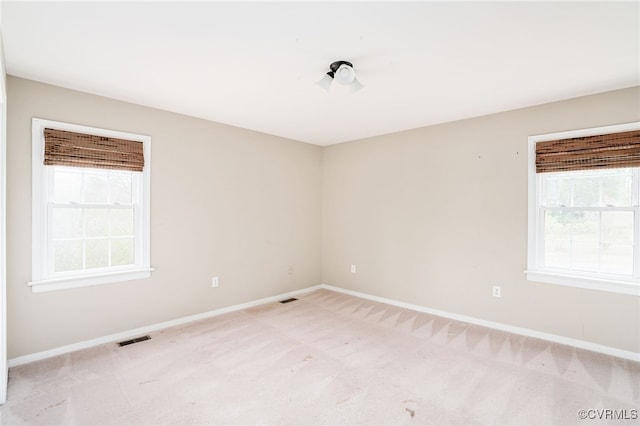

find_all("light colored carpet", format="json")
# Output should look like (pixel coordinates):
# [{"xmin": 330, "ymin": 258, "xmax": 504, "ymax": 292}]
[{"xmin": 0, "ymin": 289, "xmax": 638, "ymax": 425}]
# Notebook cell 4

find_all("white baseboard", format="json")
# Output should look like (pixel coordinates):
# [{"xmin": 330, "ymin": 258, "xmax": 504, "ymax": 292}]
[
  {"xmin": 7, "ymin": 284, "xmax": 323, "ymax": 368},
  {"xmin": 320, "ymin": 284, "xmax": 640, "ymax": 362},
  {"xmin": 9, "ymin": 282, "xmax": 638, "ymax": 367}
]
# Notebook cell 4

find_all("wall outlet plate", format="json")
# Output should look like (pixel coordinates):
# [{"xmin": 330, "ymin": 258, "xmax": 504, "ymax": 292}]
[
  {"xmin": 212, "ymin": 276, "xmax": 219, "ymax": 288},
  {"xmin": 350, "ymin": 264, "xmax": 357, "ymax": 273},
  {"xmin": 492, "ymin": 285, "xmax": 501, "ymax": 298}
]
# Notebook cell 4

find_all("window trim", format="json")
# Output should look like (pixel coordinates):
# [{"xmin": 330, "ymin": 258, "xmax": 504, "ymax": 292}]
[
  {"xmin": 30, "ymin": 118, "xmax": 152, "ymax": 293},
  {"xmin": 526, "ymin": 122, "xmax": 640, "ymax": 296}
]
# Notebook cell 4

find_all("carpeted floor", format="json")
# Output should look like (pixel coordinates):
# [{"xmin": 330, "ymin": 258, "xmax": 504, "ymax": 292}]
[{"xmin": 0, "ymin": 289, "xmax": 638, "ymax": 425}]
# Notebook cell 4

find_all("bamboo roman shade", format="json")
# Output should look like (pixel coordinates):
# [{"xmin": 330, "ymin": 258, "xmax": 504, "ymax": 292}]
[
  {"xmin": 43, "ymin": 128, "xmax": 144, "ymax": 172},
  {"xmin": 535, "ymin": 129, "xmax": 640, "ymax": 173}
]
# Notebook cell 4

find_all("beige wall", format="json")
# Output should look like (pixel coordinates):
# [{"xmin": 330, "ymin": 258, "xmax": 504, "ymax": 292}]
[
  {"xmin": 323, "ymin": 86, "xmax": 640, "ymax": 353},
  {"xmin": 6, "ymin": 76, "xmax": 640, "ymax": 359},
  {"xmin": 6, "ymin": 76, "xmax": 323, "ymax": 358}
]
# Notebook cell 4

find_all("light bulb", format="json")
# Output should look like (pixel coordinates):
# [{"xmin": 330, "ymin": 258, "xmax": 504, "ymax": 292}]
[
  {"xmin": 335, "ymin": 65, "xmax": 355, "ymax": 85},
  {"xmin": 315, "ymin": 73, "xmax": 333, "ymax": 92}
]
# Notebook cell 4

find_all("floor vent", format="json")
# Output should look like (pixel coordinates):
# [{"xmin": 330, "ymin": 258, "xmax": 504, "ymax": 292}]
[
  {"xmin": 118, "ymin": 335, "xmax": 151, "ymax": 347},
  {"xmin": 279, "ymin": 298, "xmax": 298, "ymax": 304}
]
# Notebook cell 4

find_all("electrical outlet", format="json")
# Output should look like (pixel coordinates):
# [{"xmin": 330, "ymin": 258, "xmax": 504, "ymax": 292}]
[
  {"xmin": 492, "ymin": 285, "xmax": 501, "ymax": 298},
  {"xmin": 212, "ymin": 276, "xmax": 219, "ymax": 288},
  {"xmin": 350, "ymin": 264, "xmax": 357, "ymax": 273}
]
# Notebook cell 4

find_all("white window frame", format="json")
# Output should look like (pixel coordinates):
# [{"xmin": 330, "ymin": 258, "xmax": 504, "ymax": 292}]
[
  {"xmin": 526, "ymin": 122, "xmax": 640, "ymax": 296},
  {"xmin": 30, "ymin": 118, "xmax": 152, "ymax": 293}
]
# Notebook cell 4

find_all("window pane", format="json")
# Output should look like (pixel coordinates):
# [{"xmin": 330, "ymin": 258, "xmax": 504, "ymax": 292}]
[
  {"xmin": 572, "ymin": 174, "xmax": 599, "ymax": 207},
  {"xmin": 544, "ymin": 240, "xmax": 570, "ymax": 269},
  {"xmin": 602, "ymin": 211, "xmax": 634, "ymax": 244},
  {"xmin": 85, "ymin": 208, "xmax": 109, "ymax": 237},
  {"xmin": 544, "ymin": 177, "xmax": 571, "ymax": 207},
  {"xmin": 52, "ymin": 208, "xmax": 83, "ymax": 238},
  {"xmin": 602, "ymin": 169, "xmax": 633, "ymax": 206},
  {"xmin": 53, "ymin": 240, "xmax": 83, "ymax": 272},
  {"xmin": 86, "ymin": 239, "xmax": 109, "ymax": 269},
  {"xmin": 542, "ymin": 169, "xmax": 636, "ymax": 208},
  {"xmin": 571, "ymin": 242, "xmax": 599, "ymax": 272},
  {"xmin": 111, "ymin": 238, "xmax": 134, "ymax": 266},
  {"xmin": 52, "ymin": 168, "xmax": 82, "ymax": 203},
  {"xmin": 110, "ymin": 172, "xmax": 133, "ymax": 204},
  {"xmin": 572, "ymin": 211, "xmax": 599, "ymax": 243},
  {"xmin": 601, "ymin": 244, "xmax": 634, "ymax": 275},
  {"xmin": 110, "ymin": 209, "xmax": 134, "ymax": 236},
  {"xmin": 545, "ymin": 210, "xmax": 571, "ymax": 240},
  {"xmin": 83, "ymin": 171, "xmax": 109, "ymax": 204}
]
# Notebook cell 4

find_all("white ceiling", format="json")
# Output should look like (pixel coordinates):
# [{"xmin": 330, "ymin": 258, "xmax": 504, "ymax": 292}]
[{"xmin": 1, "ymin": 1, "xmax": 638, "ymax": 146}]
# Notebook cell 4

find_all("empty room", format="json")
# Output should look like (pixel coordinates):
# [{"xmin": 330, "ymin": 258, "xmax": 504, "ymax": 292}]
[{"xmin": 0, "ymin": 1, "xmax": 638, "ymax": 425}]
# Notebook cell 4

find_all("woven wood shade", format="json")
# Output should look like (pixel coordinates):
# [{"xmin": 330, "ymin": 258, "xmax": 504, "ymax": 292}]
[
  {"xmin": 535, "ymin": 129, "xmax": 640, "ymax": 173},
  {"xmin": 44, "ymin": 128, "xmax": 144, "ymax": 172}
]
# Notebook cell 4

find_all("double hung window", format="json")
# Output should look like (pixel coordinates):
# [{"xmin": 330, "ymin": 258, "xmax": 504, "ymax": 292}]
[
  {"xmin": 527, "ymin": 123, "xmax": 640, "ymax": 295},
  {"xmin": 31, "ymin": 119, "xmax": 151, "ymax": 292}
]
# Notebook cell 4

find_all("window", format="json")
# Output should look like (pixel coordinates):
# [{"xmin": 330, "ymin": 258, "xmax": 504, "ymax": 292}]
[
  {"xmin": 527, "ymin": 122, "xmax": 640, "ymax": 296},
  {"xmin": 31, "ymin": 119, "xmax": 151, "ymax": 292}
]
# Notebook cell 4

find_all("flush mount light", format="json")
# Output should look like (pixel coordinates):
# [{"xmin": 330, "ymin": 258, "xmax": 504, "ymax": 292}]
[{"xmin": 316, "ymin": 60, "xmax": 364, "ymax": 93}]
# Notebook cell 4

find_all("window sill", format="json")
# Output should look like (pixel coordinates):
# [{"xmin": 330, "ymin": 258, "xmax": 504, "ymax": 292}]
[
  {"xmin": 525, "ymin": 270, "xmax": 639, "ymax": 296},
  {"xmin": 28, "ymin": 267, "xmax": 153, "ymax": 293}
]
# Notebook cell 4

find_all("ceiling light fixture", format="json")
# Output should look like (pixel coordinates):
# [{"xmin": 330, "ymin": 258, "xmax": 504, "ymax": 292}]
[{"xmin": 316, "ymin": 60, "xmax": 364, "ymax": 93}]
